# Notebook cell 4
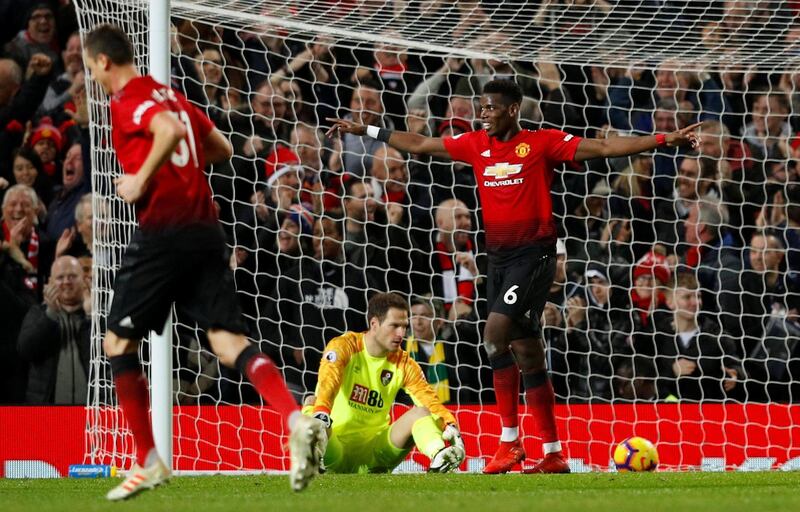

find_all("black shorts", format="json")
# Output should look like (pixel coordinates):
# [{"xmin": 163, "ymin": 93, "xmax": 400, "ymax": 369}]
[
  {"xmin": 107, "ymin": 224, "xmax": 246, "ymax": 340},
  {"xmin": 486, "ymin": 244, "xmax": 557, "ymax": 337}
]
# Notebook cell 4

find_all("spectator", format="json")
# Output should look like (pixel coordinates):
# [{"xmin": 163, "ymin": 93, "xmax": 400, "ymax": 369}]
[
  {"xmin": 353, "ymin": 40, "xmax": 418, "ymax": 130},
  {"xmin": 6, "ymin": 146, "xmax": 53, "ymax": 217},
  {"xmin": 1, "ymin": 184, "xmax": 40, "ymax": 293},
  {"xmin": 54, "ymin": 192, "xmax": 91, "ymax": 259},
  {"xmin": 291, "ymin": 123, "xmax": 337, "ymax": 213},
  {"xmin": 431, "ymin": 198, "xmax": 478, "ymax": 321},
  {"xmin": 610, "ymin": 153, "xmax": 655, "ymax": 260},
  {"xmin": 42, "ymin": 142, "xmax": 86, "ymax": 232},
  {"xmin": 341, "ymin": 178, "xmax": 413, "ymax": 294},
  {"xmin": 655, "ymin": 271, "xmax": 741, "ymax": 401},
  {"xmin": 4, "ymin": 3, "xmax": 59, "ymax": 71},
  {"xmin": 196, "ymin": 47, "xmax": 239, "ymax": 125},
  {"xmin": 743, "ymin": 92, "xmax": 792, "ymax": 163},
  {"xmin": 0, "ymin": 54, "xmax": 53, "ymax": 180},
  {"xmin": 333, "ymin": 81, "xmax": 391, "ymax": 178},
  {"xmin": 0, "ymin": 225, "xmax": 37, "ymax": 403},
  {"xmin": 627, "ymin": 246, "xmax": 672, "ymax": 359},
  {"xmin": 564, "ymin": 178, "xmax": 611, "ymax": 269},
  {"xmin": 406, "ymin": 57, "xmax": 473, "ymax": 134},
  {"xmin": 655, "ymin": 152, "xmax": 718, "ymax": 249},
  {"xmin": 37, "ymin": 31, "xmax": 81, "ymax": 117},
  {"xmin": 28, "ymin": 119, "xmax": 63, "ymax": 179},
  {"xmin": 267, "ymin": 214, "xmax": 368, "ymax": 396},
  {"xmin": 681, "ymin": 201, "xmax": 742, "ymax": 323},
  {"xmin": 17, "ymin": 255, "xmax": 90, "ymax": 404},
  {"xmin": 559, "ymin": 262, "xmax": 631, "ymax": 402},
  {"xmin": 406, "ymin": 296, "xmax": 455, "ymax": 403}
]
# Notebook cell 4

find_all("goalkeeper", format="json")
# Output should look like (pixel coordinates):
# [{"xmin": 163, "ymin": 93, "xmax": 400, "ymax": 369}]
[{"xmin": 304, "ymin": 292, "xmax": 465, "ymax": 473}]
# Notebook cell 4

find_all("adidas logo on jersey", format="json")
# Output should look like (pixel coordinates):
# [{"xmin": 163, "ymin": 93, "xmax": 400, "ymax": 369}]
[{"xmin": 481, "ymin": 149, "xmax": 491, "ymax": 157}]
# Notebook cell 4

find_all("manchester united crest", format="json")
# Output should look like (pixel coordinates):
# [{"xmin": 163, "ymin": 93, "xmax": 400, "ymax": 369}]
[
  {"xmin": 515, "ymin": 142, "xmax": 531, "ymax": 157},
  {"xmin": 380, "ymin": 370, "xmax": 393, "ymax": 386}
]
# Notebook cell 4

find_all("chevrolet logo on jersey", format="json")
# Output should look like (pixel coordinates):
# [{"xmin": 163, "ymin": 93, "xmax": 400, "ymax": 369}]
[{"xmin": 483, "ymin": 162, "xmax": 522, "ymax": 179}]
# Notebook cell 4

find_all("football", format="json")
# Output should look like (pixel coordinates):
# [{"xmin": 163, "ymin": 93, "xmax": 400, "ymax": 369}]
[{"xmin": 613, "ymin": 437, "xmax": 659, "ymax": 472}]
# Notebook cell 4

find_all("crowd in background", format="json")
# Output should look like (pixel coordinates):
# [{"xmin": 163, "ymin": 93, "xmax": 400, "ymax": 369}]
[{"xmin": 1, "ymin": 1, "xmax": 800, "ymax": 407}]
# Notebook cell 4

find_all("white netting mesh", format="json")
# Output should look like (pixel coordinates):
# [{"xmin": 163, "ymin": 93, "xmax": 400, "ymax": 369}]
[{"xmin": 77, "ymin": 0, "xmax": 800, "ymax": 472}]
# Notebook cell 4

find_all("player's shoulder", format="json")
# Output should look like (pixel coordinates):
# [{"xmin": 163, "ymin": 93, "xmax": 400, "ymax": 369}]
[
  {"xmin": 322, "ymin": 331, "xmax": 364, "ymax": 362},
  {"xmin": 527, "ymin": 128, "xmax": 577, "ymax": 143}
]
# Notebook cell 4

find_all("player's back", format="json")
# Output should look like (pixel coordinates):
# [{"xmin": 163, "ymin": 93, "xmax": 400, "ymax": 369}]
[{"xmin": 110, "ymin": 75, "xmax": 217, "ymax": 231}]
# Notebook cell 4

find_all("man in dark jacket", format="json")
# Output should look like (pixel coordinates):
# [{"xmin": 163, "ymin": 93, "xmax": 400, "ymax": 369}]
[{"xmin": 17, "ymin": 254, "xmax": 90, "ymax": 404}]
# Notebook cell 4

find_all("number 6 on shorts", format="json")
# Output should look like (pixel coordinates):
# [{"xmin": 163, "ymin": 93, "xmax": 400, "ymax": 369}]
[{"xmin": 503, "ymin": 285, "xmax": 519, "ymax": 305}]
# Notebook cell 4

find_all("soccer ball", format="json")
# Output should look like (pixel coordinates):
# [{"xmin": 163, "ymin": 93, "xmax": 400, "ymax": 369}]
[{"xmin": 613, "ymin": 436, "xmax": 659, "ymax": 472}]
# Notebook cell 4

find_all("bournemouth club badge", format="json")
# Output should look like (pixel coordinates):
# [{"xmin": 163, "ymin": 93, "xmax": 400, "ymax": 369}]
[{"xmin": 380, "ymin": 370, "xmax": 393, "ymax": 386}]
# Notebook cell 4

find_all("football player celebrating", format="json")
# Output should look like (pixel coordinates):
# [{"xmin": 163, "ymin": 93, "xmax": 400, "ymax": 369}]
[
  {"xmin": 306, "ymin": 293, "xmax": 465, "ymax": 473},
  {"xmin": 327, "ymin": 79, "xmax": 700, "ymax": 474}
]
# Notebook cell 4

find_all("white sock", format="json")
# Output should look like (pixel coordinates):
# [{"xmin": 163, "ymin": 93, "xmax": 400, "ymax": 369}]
[
  {"xmin": 500, "ymin": 427, "xmax": 519, "ymax": 442},
  {"xmin": 287, "ymin": 410, "xmax": 302, "ymax": 430},
  {"xmin": 144, "ymin": 448, "xmax": 160, "ymax": 468},
  {"xmin": 543, "ymin": 441, "xmax": 562, "ymax": 455}
]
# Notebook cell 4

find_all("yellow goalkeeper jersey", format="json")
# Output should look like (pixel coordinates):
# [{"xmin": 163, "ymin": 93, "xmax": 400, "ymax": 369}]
[{"xmin": 312, "ymin": 331, "xmax": 457, "ymax": 436}]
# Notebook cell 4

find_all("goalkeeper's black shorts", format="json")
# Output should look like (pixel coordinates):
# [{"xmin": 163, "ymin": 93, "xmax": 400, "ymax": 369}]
[
  {"xmin": 107, "ymin": 223, "xmax": 247, "ymax": 341},
  {"xmin": 485, "ymin": 243, "xmax": 557, "ymax": 338}
]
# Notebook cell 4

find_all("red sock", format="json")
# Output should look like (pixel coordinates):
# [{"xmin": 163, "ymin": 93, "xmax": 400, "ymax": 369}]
[
  {"xmin": 491, "ymin": 354, "xmax": 520, "ymax": 428},
  {"xmin": 242, "ymin": 351, "xmax": 300, "ymax": 423},
  {"xmin": 114, "ymin": 371, "xmax": 156, "ymax": 466},
  {"xmin": 523, "ymin": 373, "xmax": 559, "ymax": 444}
]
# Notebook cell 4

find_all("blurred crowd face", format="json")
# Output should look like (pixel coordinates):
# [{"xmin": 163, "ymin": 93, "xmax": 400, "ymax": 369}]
[
  {"xmin": 381, "ymin": 148, "xmax": 408, "ymax": 195},
  {"xmin": 200, "ymin": 48, "xmax": 224, "ymax": 86},
  {"xmin": 312, "ymin": 217, "xmax": 342, "ymax": 260},
  {"xmin": 751, "ymin": 95, "xmax": 788, "ymax": 136},
  {"xmin": 633, "ymin": 273, "xmax": 655, "ymax": 301},
  {"xmin": 344, "ymin": 181, "xmax": 377, "ymax": 223},
  {"xmin": 2, "ymin": 187, "xmax": 36, "ymax": 235},
  {"xmin": 588, "ymin": 277, "xmax": 610, "ymax": 306},
  {"xmin": 749, "ymin": 233, "xmax": 783, "ymax": 273},
  {"xmin": 62, "ymin": 34, "xmax": 83, "ymax": 76},
  {"xmin": 0, "ymin": 60, "xmax": 22, "ymax": 107},
  {"xmin": 62, "ymin": 144, "xmax": 83, "ymax": 190},
  {"xmin": 350, "ymin": 85, "xmax": 382, "ymax": 126},
  {"xmin": 654, "ymin": 107, "xmax": 677, "ymax": 133},
  {"xmin": 51, "ymin": 256, "xmax": 85, "ymax": 309},
  {"xmin": 12, "ymin": 154, "xmax": 38, "ymax": 187},
  {"xmin": 253, "ymin": 82, "xmax": 288, "ymax": 123},
  {"xmin": 271, "ymin": 172, "xmax": 302, "ymax": 210},
  {"xmin": 374, "ymin": 43, "xmax": 405, "ymax": 68},
  {"xmin": 33, "ymin": 138, "xmax": 57, "ymax": 165},
  {"xmin": 28, "ymin": 7, "xmax": 55, "ymax": 45},
  {"xmin": 676, "ymin": 157, "xmax": 701, "ymax": 200},
  {"xmin": 633, "ymin": 154, "xmax": 653, "ymax": 180},
  {"xmin": 654, "ymin": 66, "xmax": 677, "ymax": 98},
  {"xmin": 684, "ymin": 204, "xmax": 705, "ymax": 246},
  {"xmin": 447, "ymin": 96, "xmax": 475, "ymax": 123},
  {"xmin": 410, "ymin": 302, "xmax": 437, "ymax": 342},
  {"xmin": 76, "ymin": 198, "xmax": 93, "ymax": 245},
  {"xmin": 671, "ymin": 286, "xmax": 700, "ymax": 320},
  {"xmin": 699, "ymin": 131, "xmax": 728, "ymax": 159},
  {"xmin": 436, "ymin": 199, "xmax": 471, "ymax": 249},
  {"xmin": 277, "ymin": 216, "xmax": 301, "ymax": 254},
  {"xmin": 292, "ymin": 126, "xmax": 322, "ymax": 171}
]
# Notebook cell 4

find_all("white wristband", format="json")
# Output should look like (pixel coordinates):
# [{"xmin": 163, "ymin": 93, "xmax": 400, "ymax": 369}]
[{"xmin": 365, "ymin": 125, "xmax": 380, "ymax": 139}]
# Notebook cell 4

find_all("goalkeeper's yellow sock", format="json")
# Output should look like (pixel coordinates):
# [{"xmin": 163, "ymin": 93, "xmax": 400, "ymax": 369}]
[{"xmin": 412, "ymin": 416, "xmax": 445, "ymax": 459}]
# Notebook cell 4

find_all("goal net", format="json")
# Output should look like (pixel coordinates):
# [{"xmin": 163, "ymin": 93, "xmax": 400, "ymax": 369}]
[{"xmin": 76, "ymin": 0, "xmax": 800, "ymax": 472}]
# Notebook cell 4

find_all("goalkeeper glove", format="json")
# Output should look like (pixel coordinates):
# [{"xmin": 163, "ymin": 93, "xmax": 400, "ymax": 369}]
[
  {"xmin": 429, "ymin": 424, "xmax": 465, "ymax": 473},
  {"xmin": 310, "ymin": 412, "xmax": 331, "ymax": 473},
  {"xmin": 312, "ymin": 412, "xmax": 332, "ymax": 429}
]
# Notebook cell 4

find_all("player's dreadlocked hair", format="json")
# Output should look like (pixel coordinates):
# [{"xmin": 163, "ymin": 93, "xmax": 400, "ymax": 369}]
[
  {"xmin": 84, "ymin": 24, "xmax": 134, "ymax": 65},
  {"xmin": 367, "ymin": 292, "xmax": 409, "ymax": 324},
  {"xmin": 483, "ymin": 79, "xmax": 523, "ymax": 106}
]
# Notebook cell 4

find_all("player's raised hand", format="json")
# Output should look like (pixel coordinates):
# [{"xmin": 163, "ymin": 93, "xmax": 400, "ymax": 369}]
[
  {"xmin": 114, "ymin": 174, "xmax": 147, "ymax": 204},
  {"xmin": 665, "ymin": 121, "xmax": 703, "ymax": 149},
  {"xmin": 325, "ymin": 118, "xmax": 366, "ymax": 138}
]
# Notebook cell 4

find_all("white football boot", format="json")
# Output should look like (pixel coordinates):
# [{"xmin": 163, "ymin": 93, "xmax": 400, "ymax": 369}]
[{"xmin": 106, "ymin": 459, "xmax": 170, "ymax": 501}]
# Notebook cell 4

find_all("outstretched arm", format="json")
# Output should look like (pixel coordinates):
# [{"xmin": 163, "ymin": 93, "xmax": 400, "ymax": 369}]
[
  {"xmin": 326, "ymin": 117, "xmax": 451, "ymax": 160},
  {"xmin": 573, "ymin": 122, "xmax": 702, "ymax": 162}
]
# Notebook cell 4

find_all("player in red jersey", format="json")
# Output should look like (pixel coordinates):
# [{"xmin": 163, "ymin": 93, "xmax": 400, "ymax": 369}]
[
  {"xmin": 83, "ymin": 25, "xmax": 325, "ymax": 499},
  {"xmin": 327, "ymin": 79, "xmax": 700, "ymax": 474}
]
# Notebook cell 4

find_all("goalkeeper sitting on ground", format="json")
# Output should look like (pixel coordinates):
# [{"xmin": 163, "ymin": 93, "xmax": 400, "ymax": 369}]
[{"xmin": 303, "ymin": 292, "xmax": 465, "ymax": 474}]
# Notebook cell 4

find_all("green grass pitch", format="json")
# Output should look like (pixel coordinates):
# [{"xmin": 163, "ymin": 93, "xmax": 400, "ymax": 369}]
[{"xmin": 2, "ymin": 472, "xmax": 799, "ymax": 512}]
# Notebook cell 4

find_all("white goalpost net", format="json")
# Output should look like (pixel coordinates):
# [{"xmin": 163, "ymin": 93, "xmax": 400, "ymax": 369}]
[{"xmin": 76, "ymin": 0, "xmax": 800, "ymax": 472}]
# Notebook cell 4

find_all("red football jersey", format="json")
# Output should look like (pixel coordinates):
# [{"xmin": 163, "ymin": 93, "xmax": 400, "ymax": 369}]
[
  {"xmin": 110, "ymin": 75, "xmax": 217, "ymax": 229},
  {"xmin": 443, "ymin": 129, "xmax": 582, "ymax": 254}
]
